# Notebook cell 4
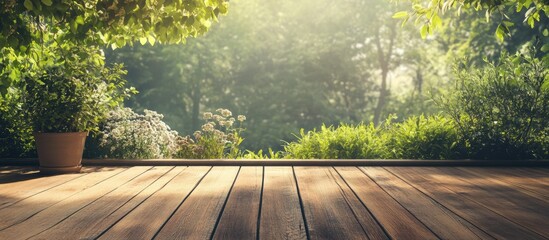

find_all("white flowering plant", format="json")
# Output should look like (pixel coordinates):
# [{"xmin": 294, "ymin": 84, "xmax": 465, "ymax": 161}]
[
  {"xmin": 175, "ymin": 108, "xmax": 246, "ymax": 159},
  {"xmin": 85, "ymin": 107, "xmax": 180, "ymax": 159},
  {"xmin": 85, "ymin": 107, "xmax": 246, "ymax": 159}
]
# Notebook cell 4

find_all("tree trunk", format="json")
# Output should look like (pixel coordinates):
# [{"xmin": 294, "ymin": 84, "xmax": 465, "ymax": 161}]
[
  {"xmin": 191, "ymin": 79, "xmax": 201, "ymax": 131},
  {"xmin": 372, "ymin": 23, "xmax": 396, "ymax": 125}
]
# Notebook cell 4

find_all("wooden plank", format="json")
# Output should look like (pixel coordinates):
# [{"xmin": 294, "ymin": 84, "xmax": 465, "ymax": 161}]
[
  {"xmin": 460, "ymin": 167, "xmax": 549, "ymax": 202},
  {"xmin": 0, "ymin": 169, "xmax": 88, "ymax": 209},
  {"xmin": 97, "ymin": 166, "xmax": 211, "ymax": 240},
  {"xmin": 360, "ymin": 167, "xmax": 485, "ymax": 240},
  {"xmin": 0, "ymin": 167, "xmax": 128, "ymax": 230},
  {"xmin": 212, "ymin": 167, "xmax": 262, "ymax": 240},
  {"xmin": 0, "ymin": 166, "xmax": 151, "ymax": 239},
  {"xmin": 388, "ymin": 167, "xmax": 543, "ymax": 239},
  {"xmin": 30, "ymin": 166, "xmax": 177, "ymax": 240},
  {"xmin": 331, "ymin": 167, "xmax": 389, "ymax": 240},
  {"xmin": 487, "ymin": 168, "xmax": 549, "ymax": 192},
  {"xmin": 294, "ymin": 167, "xmax": 370, "ymax": 239},
  {"xmin": 259, "ymin": 167, "xmax": 307, "ymax": 240},
  {"xmin": 154, "ymin": 166, "xmax": 240, "ymax": 239},
  {"xmin": 336, "ymin": 167, "xmax": 437, "ymax": 240},
  {"xmin": 526, "ymin": 168, "xmax": 549, "ymax": 177},
  {"xmin": 434, "ymin": 167, "xmax": 549, "ymax": 237}
]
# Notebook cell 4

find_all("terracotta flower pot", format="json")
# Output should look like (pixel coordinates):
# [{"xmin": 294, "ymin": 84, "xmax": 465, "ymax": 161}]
[{"xmin": 34, "ymin": 132, "xmax": 88, "ymax": 174}]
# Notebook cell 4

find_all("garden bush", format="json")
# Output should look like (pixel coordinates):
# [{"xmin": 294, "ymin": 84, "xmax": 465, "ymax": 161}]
[
  {"xmin": 0, "ymin": 90, "xmax": 34, "ymax": 157},
  {"xmin": 284, "ymin": 115, "xmax": 463, "ymax": 159},
  {"xmin": 85, "ymin": 107, "xmax": 180, "ymax": 159},
  {"xmin": 385, "ymin": 115, "xmax": 463, "ymax": 159},
  {"xmin": 438, "ymin": 50, "xmax": 548, "ymax": 159},
  {"xmin": 85, "ymin": 107, "xmax": 246, "ymax": 159},
  {"xmin": 284, "ymin": 123, "xmax": 388, "ymax": 159}
]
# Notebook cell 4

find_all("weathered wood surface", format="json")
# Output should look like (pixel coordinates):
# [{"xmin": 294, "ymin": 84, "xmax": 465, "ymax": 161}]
[
  {"xmin": 212, "ymin": 167, "xmax": 263, "ymax": 240},
  {"xmin": 154, "ymin": 166, "xmax": 240, "ymax": 239},
  {"xmin": 387, "ymin": 167, "xmax": 545, "ymax": 240},
  {"xmin": 259, "ymin": 167, "xmax": 307, "ymax": 240},
  {"xmin": 0, "ymin": 166, "xmax": 547, "ymax": 239},
  {"xmin": 98, "ymin": 166, "xmax": 210, "ymax": 239},
  {"xmin": 294, "ymin": 167, "xmax": 370, "ymax": 239},
  {"xmin": 337, "ymin": 167, "xmax": 437, "ymax": 239}
]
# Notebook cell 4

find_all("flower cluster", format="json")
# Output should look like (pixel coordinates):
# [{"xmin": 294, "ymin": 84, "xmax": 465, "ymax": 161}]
[
  {"xmin": 86, "ymin": 107, "xmax": 246, "ymax": 159},
  {"xmin": 175, "ymin": 108, "xmax": 246, "ymax": 159},
  {"xmin": 89, "ymin": 107, "xmax": 180, "ymax": 159}
]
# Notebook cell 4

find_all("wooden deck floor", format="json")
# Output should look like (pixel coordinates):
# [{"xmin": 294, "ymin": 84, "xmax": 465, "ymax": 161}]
[{"xmin": 0, "ymin": 166, "xmax": 548, "ymax": 240}]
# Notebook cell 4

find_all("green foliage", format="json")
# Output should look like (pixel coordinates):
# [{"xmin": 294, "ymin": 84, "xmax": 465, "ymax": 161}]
[
  {"xmin": 284, "ymin": 123, "xmax": 387, "ymax": 159},
  {"xmin": 86, "ymin": 107, "xmax": 247, "ymax": 159},
  {"xmin": 242, "ymin": 148, "xmax": 284, "ymax": 159},
  {"xmin": 85, "ymin": 107, "xmax": 180, "ymax": 159},
  {"xmin": 0, "ymin": 0, "xmax": 229, "ymax": 50},
  {"xmin": 0, "ymin": 89, "xmax": 34, "ymax": 157},
  {"xmin": 385, "ymin": 115, "xmax": 462, "ymax": 159},
  {"xmin": 21, "ymin": 44, "xmax": 133, "ymax": 133},
  {"xmin": 397, "ymin": 0, "xmax": 548, "ymax": 40},
  {"xmin": 106, "ymin": 0, "xmax": 437, "ymax": 152},
  {"xmin": 0, "ymin": 0, "xmax": 229, "ymax": 93},
  {"xmin": 438, "ymin": 49, "xmax": 549, "ymax": 159},
  {"xmin": 284, "ymin": 115, "xmax": 462, "ymax": 159}
]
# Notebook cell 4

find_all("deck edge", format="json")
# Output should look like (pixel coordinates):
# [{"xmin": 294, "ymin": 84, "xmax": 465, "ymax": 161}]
[{"xmin": 1, "ymin": 158, "xmax": 549, "ymax": 167}]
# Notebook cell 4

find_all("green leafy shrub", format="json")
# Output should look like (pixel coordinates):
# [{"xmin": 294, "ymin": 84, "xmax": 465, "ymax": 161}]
[
  {"xmin": 439, "ymin": 50, "xmax": 549, "ymax": 159},
  {"xmin": 242, "ymin": 148, "xmax": 284, "ymax": 159},
  {"xmin": 85, "ymin": 107, "xmax": 180, "ymax": 159},
  {"xmin": 21, "ymin": 44, "xmax": 132, "ymax": 133},
  {"xmin": 0, "ymin": 89, "xmax": 34, "ymax": 157},
  {"xmin": 385, "ymin": 115, "xmax": 463, "ymax": 159},
  {"xmin": 284, "ymin": 123, "xmax": 387, "ymax": 159},
  {"xmin": 284, "ymin": 115, "xmax": 463, "ymax": 159}
]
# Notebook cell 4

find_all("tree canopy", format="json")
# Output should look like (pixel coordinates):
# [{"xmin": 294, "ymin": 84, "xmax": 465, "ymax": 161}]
[
  {"xmin": 1, "ymin": 0, "xmax": 228, "ymax": 49},
  {"xmin": 0, "ymin": 0, "xmax": 229, "ymax": 94},
  {"xmin": 395, "ymin": 0, "xmax": 548, "ymax": 41}
]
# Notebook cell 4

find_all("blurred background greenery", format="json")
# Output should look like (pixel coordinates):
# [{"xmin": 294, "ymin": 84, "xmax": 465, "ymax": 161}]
[{"xmin": 1, "ymin": 0, "xmax": 547, "ymax": 159}]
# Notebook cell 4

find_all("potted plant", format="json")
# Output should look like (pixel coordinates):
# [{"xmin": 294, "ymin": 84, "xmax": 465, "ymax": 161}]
[{"xmin": 21, "ymin": 43, "xmax": 132, "ymax": 174}]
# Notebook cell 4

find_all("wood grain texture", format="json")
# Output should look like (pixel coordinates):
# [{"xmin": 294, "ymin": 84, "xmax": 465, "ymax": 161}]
[
  {"xmin": 463, "ymin": 167, "xmax": 549, "ymax": 201},
  {"xmin": 294, "ymin": 167, "xmax": 370, "ymax": 240},
  {"xmin": 259, "ymin": 167, "xmax": 307, "ymax": 240},
  {"xmin": 388, "ymin": 167, "xmax": 543, "ymax": 239},
  {"xmin": 212, "ymin": 167, "xmax": 263, "ymax": 240},
  {"xmin": 336, "ymin": 167, "xmax": 437, "ymax": 240},
  {"xmin": 154, "ymin": 166, "xmax": 240, "ymax": 240},
  {"xmin": 0, "ymin": 169, "xmax": 87, "ymax": 209},
  {"xmin": 436, "ymin": 167, "xmax": 549, "ymax": 237},
  {"xmin": 0, "ymin": 166, "xmax": 150, "ymax": 239},
  {"xmin": 0, "ymin": 167, "xmax": 127, "ymax": 230},
  {"xmin": 526, "ymin": 168, "xmax": 549, "ymax": 178},
  {"xmin": 331, "ymin": 167, "xmax": 389, "ymax": 240},
  {"xmin": 98, "ymin": 166, "xmax": 210, "ymax": 240},
  {"xmin": 361, "ymin": 167, "xmax": 484, "ymax": 240},
  {"xmin": 0, "ymin": 166, "xmax": 547, "ymax": 239},
  {"xmin": 30, "ymin": 166, "xmax": 175, "ymax": 240}
]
